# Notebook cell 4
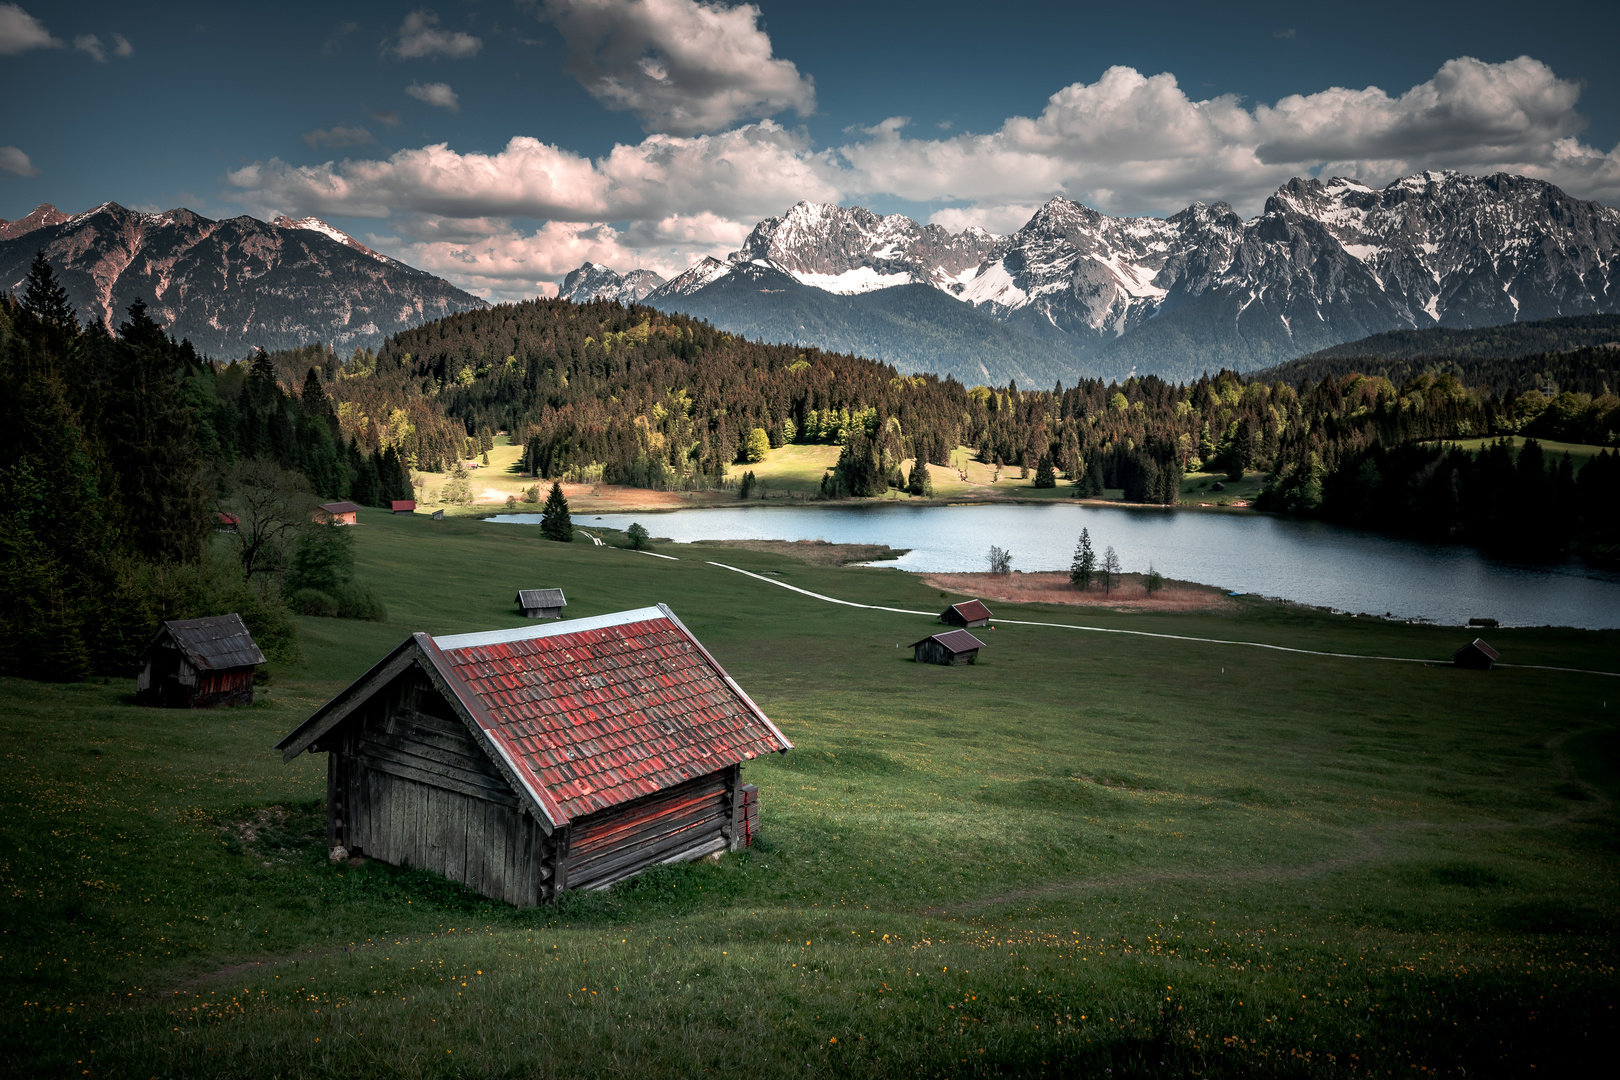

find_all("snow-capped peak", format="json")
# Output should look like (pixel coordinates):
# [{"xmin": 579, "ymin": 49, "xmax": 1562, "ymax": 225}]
[{"xmin": 272, "ymin": 215, "xmax": 392, "ymax": 263}]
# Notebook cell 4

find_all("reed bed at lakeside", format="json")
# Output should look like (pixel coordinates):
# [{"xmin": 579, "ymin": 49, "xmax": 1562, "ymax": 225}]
[{"xmin": 2, "ymin": 513, "xmax": 1615, "ymax": 1078}]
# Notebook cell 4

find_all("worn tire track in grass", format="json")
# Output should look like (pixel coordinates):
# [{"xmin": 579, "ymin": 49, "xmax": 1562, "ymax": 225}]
[
  {"xmin": 936, "ymin": 727, "xmax": 1614, "ymax": 916},
  {"xmin": 706, "ymin": 562, "xmax": 1620, "ymax": 676}
]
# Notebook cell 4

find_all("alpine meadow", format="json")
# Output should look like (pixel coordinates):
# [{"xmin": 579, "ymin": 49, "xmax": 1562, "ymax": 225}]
[{"xmin": 5, "ymin": 1, "xmax": 1620, "ymax": 1076}]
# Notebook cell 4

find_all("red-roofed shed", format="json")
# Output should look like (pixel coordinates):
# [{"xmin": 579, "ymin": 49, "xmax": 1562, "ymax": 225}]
[
  {"xmin": 391, "ymin": 500, "xmax": 416, "ymax": 514},
  {"xmin": 1452, "ymin": 637, "xmax": 1500, "ymax": 670},
  {"xmin": 911, "ymin": 629, "xmax": 986, "ymax": 666},
  {"xmin": 316, "ymin": 501, "xmax": 362, "ymax": 525},
  {"xmin": 276, "ymin": 605, "xmax": 791, "ymax": 905},
  {"xmin": 941, "ymin": 599, "xmax": 993, "ymax": 628}
]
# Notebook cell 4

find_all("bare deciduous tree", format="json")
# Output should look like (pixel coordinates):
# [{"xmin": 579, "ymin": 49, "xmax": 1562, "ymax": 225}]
[
  {"xmin": 987, "ymin": 545, "xmax": 1012, "ymax": 576},
  {"xmin": 1100, "ymin": 545, "xmax": 1122, "ymax": 595},
  {"xmin": 225, "ymin": 459, "xmax": 313, "ymax": 583}
]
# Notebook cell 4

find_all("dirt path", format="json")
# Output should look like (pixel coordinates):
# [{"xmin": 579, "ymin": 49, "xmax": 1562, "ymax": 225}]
[{"xmin": 707, "ymin": 561, "xmax": 1620, "ymax": 678}]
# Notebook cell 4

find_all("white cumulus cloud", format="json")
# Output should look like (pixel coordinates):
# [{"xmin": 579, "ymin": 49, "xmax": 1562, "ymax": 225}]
[
  {"xmin": 73, "ymin": 31, "xmax": 134, "ymax": 62},
  {"xmin": 224, "ymin": 54, "xmax": 1620, "ymax": 298},
  {"xmin": 225, "ymin": 121, "xmax": 839, "ymax": 226},
  {"xmin": 0, "ymin": 145, "xmax": 41, "ymax": 177},
  {"xmin": 840, "ymin": 56, "xmax": 1620, "ymax": 216},
  {"xmin": 405, "ymin": 81, "xmax": 460, "ymax": 111},
  {"xmin": 543, "ymin": 0, "xmax": 815, "ymax": 135},
  {"xmin": 0, "ymin": 3, "xmax": 60, "ymax": 54},
  {"xmin": 391, "ymin": 9, "xmax": 481, "ymax": 60}
]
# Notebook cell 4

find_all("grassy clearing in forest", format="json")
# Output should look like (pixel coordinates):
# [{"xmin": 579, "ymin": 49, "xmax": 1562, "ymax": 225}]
[{"xmin": 2, "ymin": 512, "xmax": 1614, "ymax": 1077}]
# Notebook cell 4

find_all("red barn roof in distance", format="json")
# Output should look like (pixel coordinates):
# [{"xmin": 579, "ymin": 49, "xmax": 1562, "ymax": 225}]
[
  {"xmin": 278, "ymin": 605, "xmax": 791, "ymax": 829},
  {"xmin": 391, "ymin": 499, "xmax": 416, "ymax": 512},
  {"xmin": 911, "ymin": 629, "xmax": 987, "ymax": 654},
  {"xmin": 321, "ymin": 501, "xmax": 363, "ymax": 515},
  {"xmin": 948, "ymin": 600, "xmax": 992, "ymax": 622}
]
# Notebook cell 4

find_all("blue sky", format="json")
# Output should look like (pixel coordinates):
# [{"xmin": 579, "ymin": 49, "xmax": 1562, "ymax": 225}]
[{"xmin": 4, "ymin": 1, "xmax": 1619, "ymax": 299}]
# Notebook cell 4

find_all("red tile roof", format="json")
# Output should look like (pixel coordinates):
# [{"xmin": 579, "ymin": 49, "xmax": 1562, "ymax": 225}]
[
  {"xmin": 424, "ymin": 606, "xmax": 790, "ymax": 823},
  {"xmin": 948, "ymin": 600, "xmax": 992, "ymax": 622},
  {"xmin": 391, "ymin": 500, "xmax": 416, "ymax": 512}
]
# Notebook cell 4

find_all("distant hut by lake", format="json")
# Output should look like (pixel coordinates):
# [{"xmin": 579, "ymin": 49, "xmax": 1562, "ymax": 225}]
[
  {"xmin": 941, "ymin": 599, "xmax": 993, "ymax": 628},
  {"xmin": 912, "ymin": 629, "xmax": 986, "ymax": 666},
  {"xmin": 1453, "ymin": 638, "xmax": 1500, "ymax": 670},
  {"xmin": 275, "ymin": 605, "xmax": 791, "ymax": 906},
  {"xmin": 391, "ymin": 500, "xmax": 417, "ymax": 515},
  {"xmin": 516, "ymin": 588, "xmax": 567, "ymax": 619},
  {"xmin": 136, "ymin": 614, "xmax": 265, "ymax": 708},
  {"xmin": 316, "ymin": 501, "xmax": 362, "ymax": 526}
]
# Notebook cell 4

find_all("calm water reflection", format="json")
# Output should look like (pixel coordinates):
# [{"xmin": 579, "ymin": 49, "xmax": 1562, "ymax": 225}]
[{"xmin": 488, "ymin": 504, "xmax": 1620, "ymax": 629}]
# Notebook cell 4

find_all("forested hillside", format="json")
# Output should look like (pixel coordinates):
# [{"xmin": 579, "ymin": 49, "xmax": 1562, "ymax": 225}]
[
  {"xmin": 7, "ymin": 272, "xmax": 1619, "ymax": 687},
  {"xmin": 0, "ymin": 258, "xmax": 402, "ymax": 681},
  {"xmin": 350, "ymin": 297, "xmax": 1620, "ymax": 555},
  {"xmin": 1297, "ymin": 314, "xmax": 1620, "ymax": 362}
]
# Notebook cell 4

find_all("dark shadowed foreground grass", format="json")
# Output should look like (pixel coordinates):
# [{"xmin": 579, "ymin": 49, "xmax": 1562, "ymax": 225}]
[{"xmin": 2, "ymin": 513, "xmax": 1615, "ymax": 1077}]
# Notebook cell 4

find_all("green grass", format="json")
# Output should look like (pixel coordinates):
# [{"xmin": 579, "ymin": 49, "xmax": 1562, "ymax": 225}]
[
  {"xmin": 2, "ymin": 513, "xmax": 1616, "ymax": 1077},
  {"xmin": 1428, "ymin": 436, "xmax": 1613, "ymax": 472}
]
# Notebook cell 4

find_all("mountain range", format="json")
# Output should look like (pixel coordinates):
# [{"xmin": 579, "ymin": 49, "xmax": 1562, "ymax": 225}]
[
  {"xmin": 562, "ymin": 171, "xmax": 1620, "ymax": 384},
  {"xmin": 0, "ymin": 202, "xmax": 486, "ymax": 357}
]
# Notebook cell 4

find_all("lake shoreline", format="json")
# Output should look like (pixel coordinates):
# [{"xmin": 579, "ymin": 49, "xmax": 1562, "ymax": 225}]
[{"xmin": 491, "ymin": 502, "xmax": 1620, "ymax": 629}]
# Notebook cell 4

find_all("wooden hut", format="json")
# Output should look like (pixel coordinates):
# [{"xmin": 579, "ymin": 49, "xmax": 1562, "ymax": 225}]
[
  {"xmin": 316, "ymin": 501, "xmax": 362, "ymax": 525},
  {"xmin": 516, "ymin": 588, "xmax": 568, "ymax": 619},
  {"xmin": 214, "ymin": 512, "xmax": 240, "ymax": 533},
  {"xmin": 1453, "ymin": 637, "xmax": 1499, "ymax": 670},
  {"xmin": 911, "ymin": 629, "xmax": 986, "ymax": 666},
  {"xmin": 275, "ymin": 605, "xmax": 792, "ymax": 906},
  {"xmin": 136, "ymin": 614, "xmax": 265, "ymax": 708},
  {"xmin": 941, "ymin": 599, "xmax": 993, "ymax": 628},
  {"xmin": 391, "ymin": 500, "xmax": 417, "ymax": 514}
]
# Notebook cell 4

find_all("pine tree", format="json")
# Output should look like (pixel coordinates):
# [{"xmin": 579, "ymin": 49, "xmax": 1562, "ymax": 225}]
[
  {"xmin": 1069, "ymin": 528, "xmax": 1095, "ymax": 590},
  {"xmin": 540, "ymin": 482, "xmax": 573, "ymax": 541},
  {"xmin": 1034, "ymin": 452, "xmax": 1056, "ymax": 488},
  {"xmin": 907, "ymin": 457, "xmax": 933, "ymax": 497}
]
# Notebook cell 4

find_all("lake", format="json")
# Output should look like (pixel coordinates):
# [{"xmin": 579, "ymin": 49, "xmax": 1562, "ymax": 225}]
[{"xmin": 488, "ymin": 503, "xmax": 1620, "ymax": 629}]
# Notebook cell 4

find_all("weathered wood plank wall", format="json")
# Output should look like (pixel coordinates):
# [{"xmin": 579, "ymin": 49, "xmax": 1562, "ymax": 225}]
[{"xmin": 330, "ymin": 670, "xmax": 554, "ymax": 905}]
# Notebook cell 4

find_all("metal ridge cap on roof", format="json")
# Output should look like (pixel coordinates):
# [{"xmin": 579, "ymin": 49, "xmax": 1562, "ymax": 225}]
[
  {"xmin": 433, "ymin": 605, "xmax": 668, "ymax": 650},
  {"xmin": 655, "ymin": 602, "xmax": 794, "ymax": 754}
]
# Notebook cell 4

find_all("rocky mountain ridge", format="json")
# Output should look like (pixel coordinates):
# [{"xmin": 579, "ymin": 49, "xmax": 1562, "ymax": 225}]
[
  {"xmin": 0, "ymin": 202, "xmax": 486, "ymax": 356},
  {"xmin": 566, "ymin": 171, "xmax": 1620, "ymax": 381}
]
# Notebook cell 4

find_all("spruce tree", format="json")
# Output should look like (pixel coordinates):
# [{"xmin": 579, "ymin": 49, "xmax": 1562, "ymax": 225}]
[
  {"xmin": 1069, "ymin": 528, "xmax": 1095, "ymax": 590},
  {"xmin": 540, "ymin": 482, "xmax": 573, "ymax": 541},
  {"xmin": 1034, "ymin": 452, "xmax": 1056, "ymax": 488}
]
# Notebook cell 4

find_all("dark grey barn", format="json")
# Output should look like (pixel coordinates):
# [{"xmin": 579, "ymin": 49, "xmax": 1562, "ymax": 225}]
[
  {"xmin": 911, "ymin": 629, "xmax": 986, "ymax": 666},
  {"xmin": 136, "ymin": 614, "xmax": 265, "ymax": 708},
  {"xmin": 515, "ymin": 588, "xmax": 567, "ymax": 619}
]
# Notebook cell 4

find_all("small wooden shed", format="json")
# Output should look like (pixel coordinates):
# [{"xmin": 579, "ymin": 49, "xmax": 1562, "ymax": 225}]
[
  {"xmin": 391, "ymin": 500, "xmax": 417, "ymax": 514},
  {"xmin": 911, "ymin": 629, "xmax": 986, "ymax": 666},
  {"xmin": 941, "ymin": 599, "xmax": 993, "ymax": 628},
  {"xmin": 275, "ymin": 605, "xmax": 792, "ymax": 906},
  {"xmin": 136, "ymin": 613, "xmax": 265, "ymax": 708},
  {"xmin": 516, "ymin": 588, "xmax": 568, "ymax": 619},
  {"xmin": 1453, "ymin": 637, "xmax": 1499, "ymax": 670},
  {"xmin": 214, "ymin": 512, "xmax": 240, "ymax": 534},
  {"xmin": 316, "ymin": 501, "xmax": 362, "ymax": 525}
]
